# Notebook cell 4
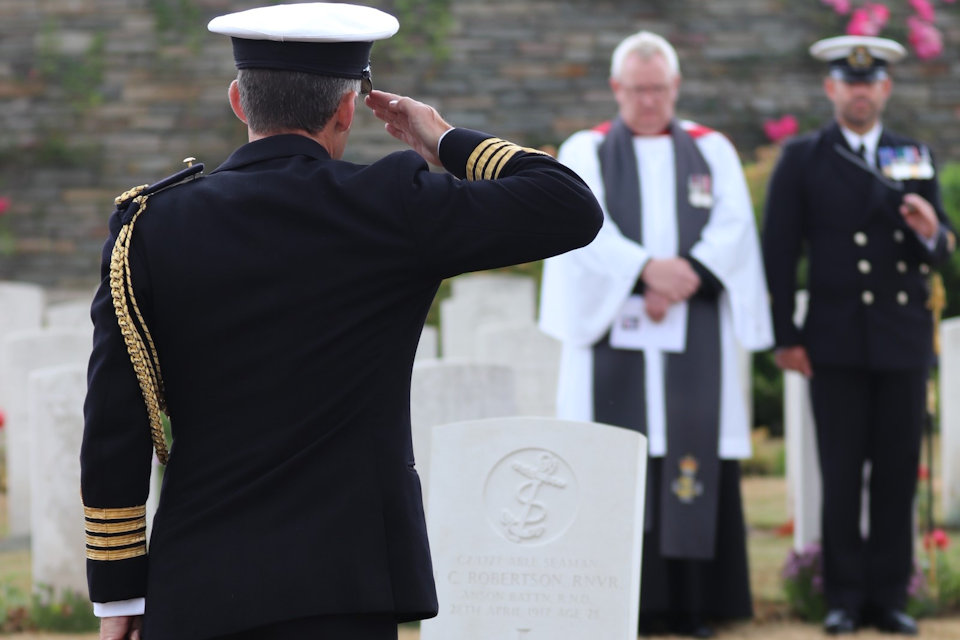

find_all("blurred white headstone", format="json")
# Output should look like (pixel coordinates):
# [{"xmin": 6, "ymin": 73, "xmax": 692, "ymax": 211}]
[
  {"xmin": 476, "ymin": 321, "xmax": 561, "ymax": 417},
  {"xmin": 28, "ymin": 364, "xmax": 87, "ymax": 595},
  {"xmin": 440, "ymin": 274, "xmax": 536, "ymax": 360},
  {"xmin": 1, "ymin": 328, "xmax": 92, "ymax": 536},
  {"xmin": 410, "ymin": 361, "xmax": 516, "ymax": 501},
  {"xmin": 941, "ymin": 317, "xmax": 960, "ymax": 526},
  {"xmin": 416, "ymin": 325, "xmax": 438, "ymax": 361},
  {"xmin": 0, "ymin": 281, "xmax": 46, "ymax": 407},
  {"xmin": 45, "ymin": 299, "xmax": 93, "ymax": 330},
  {"xmin": 421, "ymin": 417, "xmax": 647, "ymax": 640},
  {"xmin": 784, "ymin": 291, "xmax": 821, "ymax": 550}
]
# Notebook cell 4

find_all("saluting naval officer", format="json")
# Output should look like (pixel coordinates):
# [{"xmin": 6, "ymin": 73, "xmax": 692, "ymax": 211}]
[
  {"xmin": 762, "ymin": 35, "xmax": 956, "ymax": 635},
  {"xmin": 80, "ymin": 4, "xmax": 602, "ymax": 640}
]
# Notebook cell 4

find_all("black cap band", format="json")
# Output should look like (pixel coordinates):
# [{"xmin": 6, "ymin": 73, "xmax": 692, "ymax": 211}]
[{"xmin": 231, "ymin": 38, "xmax": 373, "ymax": 78}]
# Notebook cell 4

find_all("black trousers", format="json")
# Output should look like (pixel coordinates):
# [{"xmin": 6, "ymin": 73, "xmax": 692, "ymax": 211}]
[
  {"xmin": 207, "ymin": 613, "xmax": 398, "ymax": 640},
  {"xmin": 809, "ymin": 365, "xmax": 926, "ymax": 612}
]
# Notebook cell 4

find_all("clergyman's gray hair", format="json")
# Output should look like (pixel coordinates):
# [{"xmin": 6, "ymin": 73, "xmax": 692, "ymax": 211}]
[
  {"xmin": 236, "ymin": 68, "xmax": 361, "ymax": 135},
  {"xmin": 610, "ymin": 31, "xmax": 681, "ymax": 80}
]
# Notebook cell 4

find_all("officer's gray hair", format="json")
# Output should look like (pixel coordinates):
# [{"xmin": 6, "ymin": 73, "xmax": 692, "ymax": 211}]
[
  {"xmin": 236, "ymin": 69, "xmax": 361, "ymax": 136},
  {"xmin": 610, "ymin": 31, "xmax": 681, "ymax": 80}
]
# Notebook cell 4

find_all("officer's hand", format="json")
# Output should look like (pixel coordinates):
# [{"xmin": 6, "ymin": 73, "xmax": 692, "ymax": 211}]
[
  {"xmin": 774, "ymin": 346, "xmax": 812, "ymax": 378},
  {"xmin": 100, "ymin": 615, "xmax": 142, "ymax": 640},
  {"xmin": 644, "ymin": 289, "xmax": 671, "ymax": 323},
  {"xmin": 641, "ymin": 258, "xmax": 700, "ymax": 303},
  {"xmin": 365, "ymin": 90, "xmax": 453, "ymax": 167},
  {"xmin": 900, "ymin": 193, "xmax": 939, "ymax": 241}
]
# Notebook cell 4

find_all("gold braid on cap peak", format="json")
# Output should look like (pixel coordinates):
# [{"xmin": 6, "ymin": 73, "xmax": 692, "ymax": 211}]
[{"xmin": 109, "ymin": 191, "xmax": 170, "ymax": 465}]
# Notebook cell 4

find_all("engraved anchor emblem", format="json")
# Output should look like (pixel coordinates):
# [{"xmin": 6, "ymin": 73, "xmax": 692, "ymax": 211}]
[{"xmin": 501, "ymin": 453, "xmax": 567, "ymax": 542}]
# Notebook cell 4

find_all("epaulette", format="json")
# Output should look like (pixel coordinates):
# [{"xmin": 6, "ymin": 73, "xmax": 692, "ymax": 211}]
[
  {"xmin": 110, "ymin": 158, "xmax": 203, "ymax": 465},
  {"xmin": 115, "ymin": 159, "xmax": 205, "ymax": 223}
]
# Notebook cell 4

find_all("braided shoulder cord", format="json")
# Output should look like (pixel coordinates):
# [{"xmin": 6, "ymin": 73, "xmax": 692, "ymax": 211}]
[{"xmin": 109, "ymin": 190, "xmax": 170, "ymax": 464}]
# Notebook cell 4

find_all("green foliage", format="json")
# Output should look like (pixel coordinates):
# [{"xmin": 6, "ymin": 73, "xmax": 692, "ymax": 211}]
[
  {"xmin": 148, "ymin": 0, "xmax": 204, "ymax": 48},
  {"xmin": 28, "ymin": 585, "xmax": 99, "ymax": 632},
  {"xmin": 742, "ymin": 428, "xmax": 786, "ymax": 476},
  {"xmin": 782, "ymin": 541, "xmax": 953, "ymax": 621},
  {"xmin": 0, "ymin": 584, "xmax": 99, "ymax": 633},
  {"xmin": 936, "ymin": 163, "xmax": 960, "ymax": 320},
  {"xmin": 367, "ymin": 0, "xmax": 453, "ymax": 65},
  {"xmin": 37, "ymin": 22, "xmax": 106, "ymax": 113},
  {"xmin": 781, "ymin": 542, "xmax": 829, "ymax": 622}
]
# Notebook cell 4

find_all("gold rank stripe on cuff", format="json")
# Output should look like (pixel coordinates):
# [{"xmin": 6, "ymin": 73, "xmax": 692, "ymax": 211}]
[
  {"xmin": 83, "ymin": 504, "xmax": 148, "ymax": 561},
  {"xmin": 85, "ymin": 532, "xmax": 147, "ymax": 548},
  {"xmin": 85, "ymin": 517, "xmax": 147, "ymax": 534},
  {"xmin": 83, "ymin": 505, "xmax": 146, "ymax": 520},
  {"xmin": 465, "ymin": 138, "xmax": 549, "ymax": 181}
]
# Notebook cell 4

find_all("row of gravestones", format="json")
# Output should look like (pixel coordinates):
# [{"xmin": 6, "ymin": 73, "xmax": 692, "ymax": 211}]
[
  {"xmin": 0, "ymin": 278, "xmax": 656, "ymax": 638},
  {"xmin": 5, "ymin": 274, "xmax": 958, "ymax": 633},
  {"xmin": 784, "ymin": 292, "xmax": 960, "ymax": 552}
]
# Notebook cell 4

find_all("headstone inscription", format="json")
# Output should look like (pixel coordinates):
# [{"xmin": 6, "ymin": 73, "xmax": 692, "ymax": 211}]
[{"xmin": 421, "ymin": 417, "xmax": 647, "ymax": 640}]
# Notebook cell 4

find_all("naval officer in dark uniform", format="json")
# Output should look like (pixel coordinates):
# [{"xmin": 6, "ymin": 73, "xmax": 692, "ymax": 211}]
[
  {"xmin": 80, "ymin": 4, "xmax": 603, "ymax": 640},
  {"xmin": 762, "ymin": 35, "xmax": 956, "ymax": 635}
]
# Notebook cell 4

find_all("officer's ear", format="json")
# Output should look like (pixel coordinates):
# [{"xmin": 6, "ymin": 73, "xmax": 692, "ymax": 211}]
[
  {"xmin": 228, "ymin": 80, "xmax": 248, "ymax": 125},
  {"xmin": 334, "ymin": 90, "xmax": 357, "ymax": 133},
  {"xmin": 823, "ymin": 75, "xmax": 836, "ymax": 101}
]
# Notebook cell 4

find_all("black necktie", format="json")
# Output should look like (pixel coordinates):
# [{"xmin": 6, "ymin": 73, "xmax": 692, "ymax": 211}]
[{"xmin": 857, "ymin": 143, "xmax": 868, "ymax": 165}]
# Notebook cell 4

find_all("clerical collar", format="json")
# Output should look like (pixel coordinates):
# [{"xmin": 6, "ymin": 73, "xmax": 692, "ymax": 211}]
[{"xmin": 840, "ymin": 122, "xmax": 882, "ymax": 166}]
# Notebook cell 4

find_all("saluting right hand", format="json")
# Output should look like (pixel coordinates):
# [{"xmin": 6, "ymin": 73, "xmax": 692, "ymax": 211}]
[
  {"xmin": 774, "ymin": 345, "xmax": 812, "ymax": 378},
  {"xmin": 365, "ymin": 90, "xmax": 453, "ymax": 167}
]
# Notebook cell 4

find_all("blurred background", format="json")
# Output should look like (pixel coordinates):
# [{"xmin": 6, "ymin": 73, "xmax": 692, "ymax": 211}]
[{"xmin": 0, "ymin": 0, "xmax": 958, "ymax": 440}]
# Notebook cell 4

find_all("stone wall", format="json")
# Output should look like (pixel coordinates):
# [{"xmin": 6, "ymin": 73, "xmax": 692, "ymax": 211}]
[{"xmin": 1, "ymin": 0, "xmax": 958, "ymax": 288}]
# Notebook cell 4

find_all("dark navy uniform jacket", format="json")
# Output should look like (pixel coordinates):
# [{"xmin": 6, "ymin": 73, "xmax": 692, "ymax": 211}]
[
  {"xmin": 81, "ymin": 129, "xmax": 602, "ymax": 640},
  {"xmin": 762, "ymin": 122, "xmax": 955, "ymax": 370}
]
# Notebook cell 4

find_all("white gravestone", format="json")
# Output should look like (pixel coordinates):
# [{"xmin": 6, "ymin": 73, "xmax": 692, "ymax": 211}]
[
  {"xmin": 421, "ymin": 417, "xmax": 647, "ymax": 640},
  {"xmin": 941, "ymin": 317, "xmax": 960, "ymax": 526},
  {"xmin": 416, "ymin": 325, "xmax": 438, "ymax": 361},
  {"xmin": 410, "ymin": 361, "xmax": 517, "ymax": 502},
  {"xmin": 476, "ymin": 322, "xmax": 562, "ymax": 417},
  {"xmin": 440, "ymin": 274, "xmax": 536, "ymax": 360},
  {"xmin": 0, "ymin": 281, "xmax": 45, "ymax": 406},
  {"xmin": 28, "ymin": 364, "xmax": 88, "ymax": 595},
  {"xmin": 784, "ymin": 292, "xmax": 821, "ymax": 550},
  {"xmin": 45, "ymin": 299, "xmax": 93, "ymax": 330},
  {"xmin": 1, "ymin": 328, "xmax": 93, "ymax": 537}
]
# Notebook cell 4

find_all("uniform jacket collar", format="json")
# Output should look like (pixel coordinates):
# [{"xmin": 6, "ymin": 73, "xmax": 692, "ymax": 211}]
[{"xmin": 211, "ymin": 134, "xmax": 332, "ymax": 173}]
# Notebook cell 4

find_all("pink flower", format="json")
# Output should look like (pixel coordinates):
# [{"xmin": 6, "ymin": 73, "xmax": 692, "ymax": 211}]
[
  {"xmin": 764, "ymin": 115, "xmax": 799, "ymax": 143},
  {"xmin": 918, "ymin": 463, "xmax": 930, "ymax": 480},
  {"xmin": 909, "ymin": 0, "xmax": 936, "ymax": 22},
  {"xmin": 0, "ymin": 196, "xmax": 10, "ymax": 216},
  {"xmin": 822, "ymin": 0, "xmax": 852, "ymax": 14},
  {"xmin": 0, "ymin": 407, "xmax": 5, "ymax": 429},
  {"xmin": 865, "ymin": 2, "xmax": 890, "ymax": 25},
  {"xmin": 907, "ymin": 16, "xmax": 943, "ymax": 60},
  {"xmin": 923, "ymin": 528, "xmax": 950, "ymax": 550},
  {"xmin": 847, "ymin": 8, "xmax": 883, "ymax": 35}
]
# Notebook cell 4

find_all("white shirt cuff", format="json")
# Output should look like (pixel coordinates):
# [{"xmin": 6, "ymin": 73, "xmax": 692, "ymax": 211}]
[
  {"xmin": 437, "ymin": 127, "xmax": 455, "ymax": 156},
  {"xmin": 917, "ymin": 228, "xmax": 938, "ymax": 251},
  {"xmin": 93, "ymin": 598, "xmax": 146, "ymax": 617}
]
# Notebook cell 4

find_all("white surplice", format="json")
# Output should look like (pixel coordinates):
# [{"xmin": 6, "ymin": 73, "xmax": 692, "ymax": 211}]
[{"xmin": 539, "ymin": 122, "xmax": 773, "ymax": 459}]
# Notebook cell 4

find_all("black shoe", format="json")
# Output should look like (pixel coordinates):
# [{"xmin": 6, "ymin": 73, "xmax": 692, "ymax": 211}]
[
  {"xmin": 824, "ymin": 608, "xmax": 858, "ymax": 635},
  {"xmin": 872, "ymin": 609, "xmax": 918, "ymax": 635},
  {"xmin": 672, "ymin": 616, "xmax": 714, "ymax": 638}
]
